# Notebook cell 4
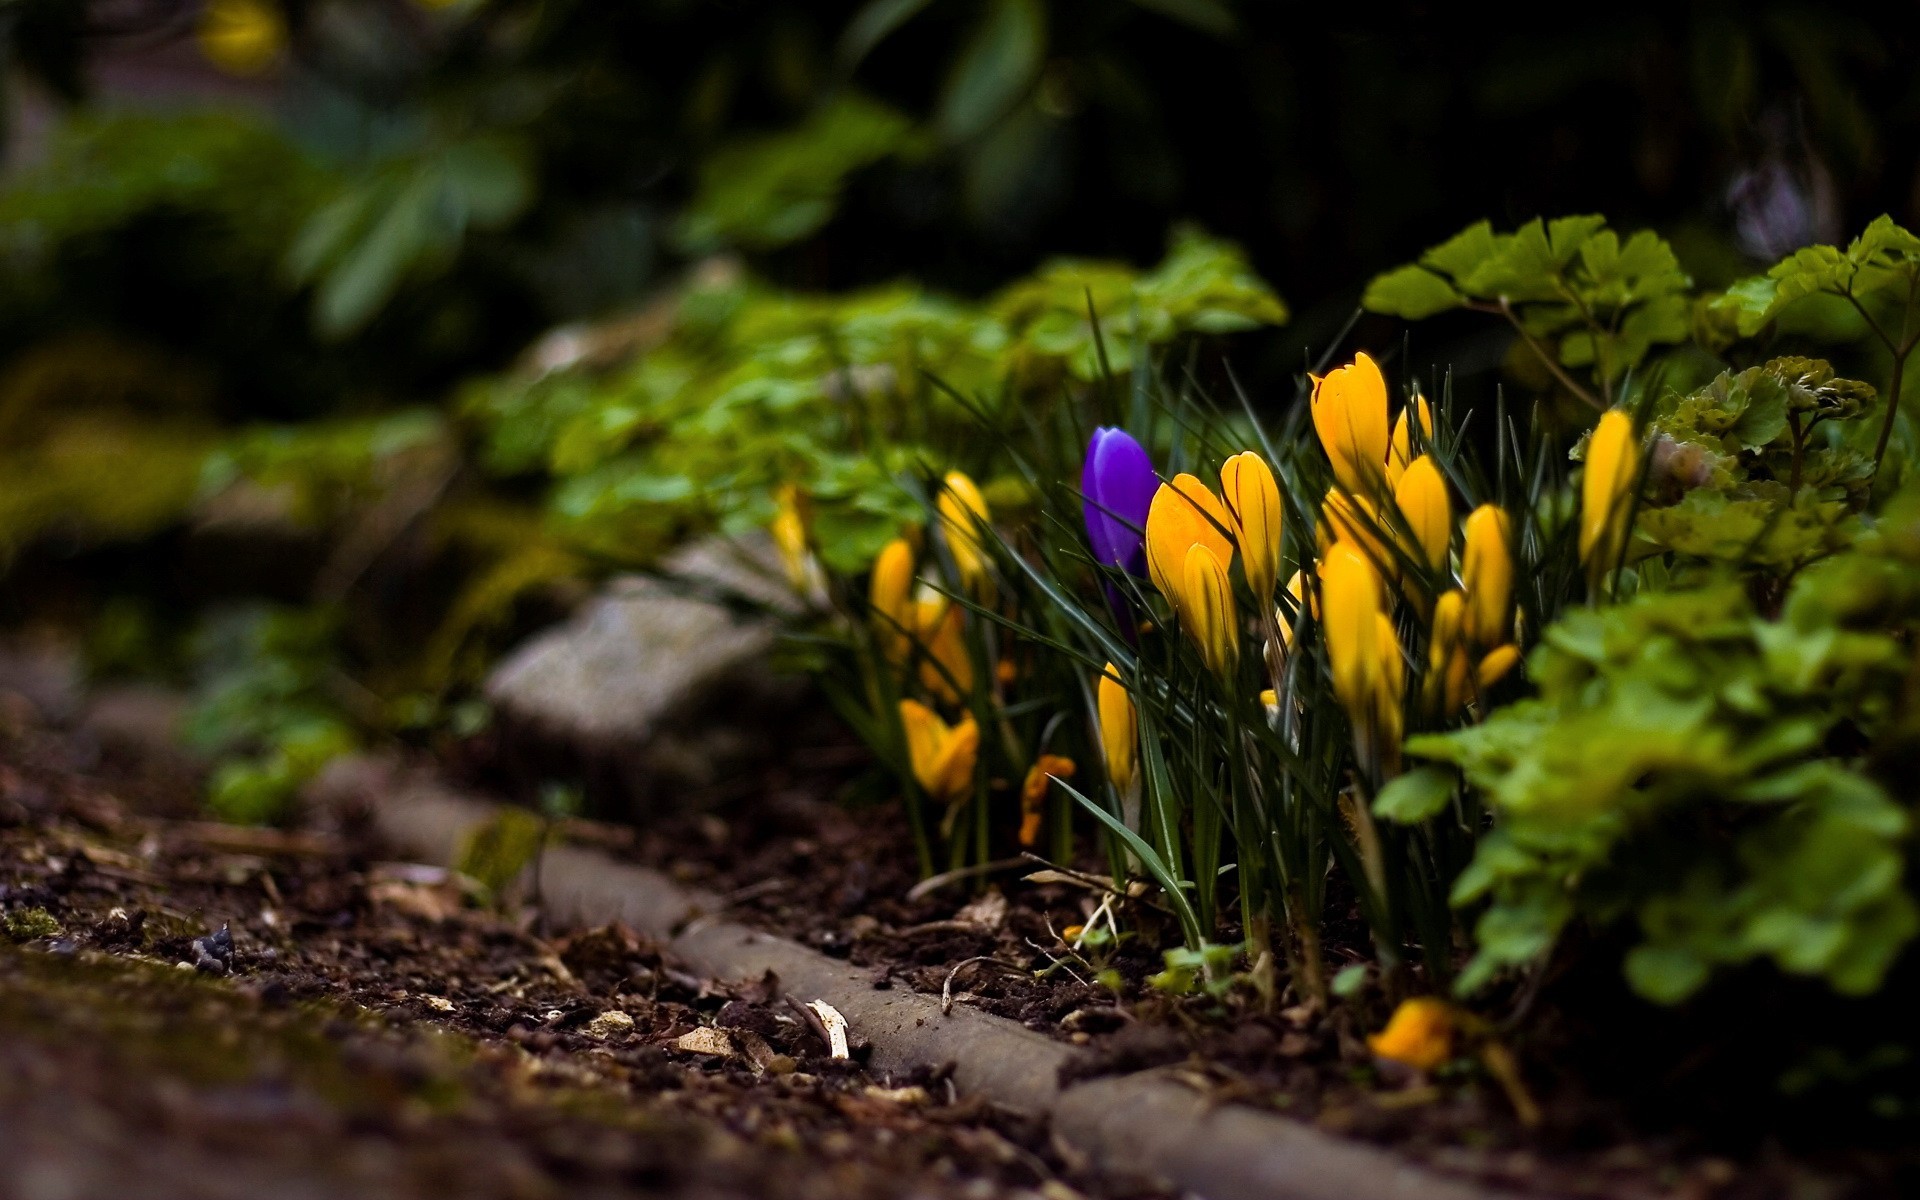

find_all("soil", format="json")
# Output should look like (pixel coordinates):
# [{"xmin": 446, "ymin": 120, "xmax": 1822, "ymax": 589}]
[
  {"xmin": 525, "ymin": 731, "xmax": 1920, "ymax": 1200},
  {"xmin": 0, "ymin": 709, "xmax": 1166, "ymax": 1200},
  {"xmin": 8, "ymin": 696, "xmax": 1920, "ymax": 1200}
]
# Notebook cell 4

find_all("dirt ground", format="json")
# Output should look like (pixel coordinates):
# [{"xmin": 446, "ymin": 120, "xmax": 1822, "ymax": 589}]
[
  {"xmin": 0, "ymin": 711, "xmax": 1165, "ymax": 1200},
  {"xmin": 7, "ymin": 695, "xmax": 1920, "ymax": 1200}
]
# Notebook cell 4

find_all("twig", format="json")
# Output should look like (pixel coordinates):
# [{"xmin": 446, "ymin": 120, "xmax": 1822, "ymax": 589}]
[
  {"xmin": 905, "ymin": 857, "xmax": 1028, "ymax": 902},
  {"xmin": 941, "ymin": 957, "xmax": 1029, "ymax": 1016},
  {"xmin": 1465, "ymin": 298, "xmax": 1605, "ymax": 411}
]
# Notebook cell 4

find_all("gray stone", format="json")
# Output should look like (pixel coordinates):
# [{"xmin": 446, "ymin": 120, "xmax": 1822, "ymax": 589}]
[{"xmin": 481, "ymin": 535, "xmax": 809, "ymax": 808}]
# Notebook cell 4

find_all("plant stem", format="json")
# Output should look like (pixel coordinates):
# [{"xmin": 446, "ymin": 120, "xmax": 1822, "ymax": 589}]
[{"xmin": 1468, "ymin": 299, "xmax": 1606, "ymax": 411}]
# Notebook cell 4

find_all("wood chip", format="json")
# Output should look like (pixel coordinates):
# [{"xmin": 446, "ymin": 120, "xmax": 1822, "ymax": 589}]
[
  {"xmin": 805, "ymin": 1000, "xmax": 850, "ymax": 1059},
  {"xmin": 671, "ymin": 1027, "xmax": 737, "ymax": 1057}
]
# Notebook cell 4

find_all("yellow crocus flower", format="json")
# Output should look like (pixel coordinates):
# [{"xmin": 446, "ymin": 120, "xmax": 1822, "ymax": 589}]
[
  {"xmin": 1476, "ymin": 643, "xmax": 1521, "ymax": 690},
  {"xmin": 1386, "ymin": 392, "xmax": 1433, "ymax": 490},
  {"xmin": 1311, "ymin": 353, "xmax": 1391, "ymax": 497},
  {"xmin": 913, "ymin": 597, "xmax": 974, "ymax": 704},
  {"xmin": 937, "ymin": 471, "xmax": 993, "ymax": 592},
  {"xmin": 1318, "ymin": 487, "xmax": 1393, "ymax": 574},
  {"xmin": 1096, "ymin": 665, "xmax": 1138, "ymax": 792},
  {"xmin": 1220, "ymin": 451, "xmax": 1284, "ymax": 603},
  {"xmin": 1275, "ymin": 569, "xmax": 1311, "ymax": 649},
  {"xmin": 1392, "ymin": 455, "xmax": 1451, "ymax": 575},
  {"xmin": 199, "ymin": 0, "xmax": 285, "ymax": 75},
  {"xmin": 898, "ymin": 700, "xmax": 980, "ymax": 805},
  {"xmin": 1367, "ymin": 997, "xmax": 1456, "ymax": 1071},
  {"xmin": 1460, "ymin": 504, "xmax": 1512, "ymax": 649},
  {"xmin": 1423, "ymin": 588, "xmax": 1472, "ymax": 718},
  {"xmin": 1145, "ymin": 474, "xmax": 1234, "ymax": 602},
  {"xmin": 1320, "ymin": 543, "xmax": 1388, "ymax": 727},
  {"xmin": 1580, "ymin": 411, "xmax": 1640, "ymax": 582},
  {"xmin": 869, "ymin": 538, "xmax": 916, "ymax": 664},
  {"xmin": 1181, "ymin": 543, "xmax": 1239, "ymax": 678},
  {"xmin": 1018, "ymin": 754, "xmax": 1076, "ymax": 847}
]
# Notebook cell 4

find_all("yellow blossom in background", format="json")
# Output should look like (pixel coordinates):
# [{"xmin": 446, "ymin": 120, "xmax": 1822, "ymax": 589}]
[
  {"xmin": 1096, "ymin": 665, "xmax": 1138, "ymax": 792},
  {"xmin": 1318, "ymin": 487, "xmax": 1391, "ymax": 568},
  {"xmin": 937, "ymin": 471, "xmax": 993, "ymax": 592},
  {"xmin": 913, "ymin": 598, "xmax": 973, "ymax": 704},
  {"xmin": 898, "ymin": 700, "xmax": 979, "ymax": 806},
  {"xmin": 1311, "ymin": 353, "xmax": 1390, "ymax": 497},
  {"xmin": 1392, "ymin": 454, "xmax": 1450, "ymax": 575},
  {"xmin": 1476, "ymin": 643, "xmax": 1521, "ymax": 690},
  {"xmin": 1018, "ymin": 755, "xmax": 1076, "ymax": 847},
  {"xmin": 1460, "ymin": 504, "xmax": 1512, "ymax": 648},
  {"xmin": 199, "ymin": 0, "xmax": 285, "ymax": 75},
  {"xmin": 1181, "ymin": 542, "xmax": 1239, "ymax": 678},
  {"xmin": 1145, "ymin": 473, "xmax": 1234, "ymax": 606},
  {"xmin": 869, "ymin": 538, "xmax": 916, "ymax": 664},
  {"xmin": 1367, "ymin": 997, "xmax": 1456, "ymax": 1071},
  {"xmin": 1220, "ymin": 451, "xmax": 1283, "ymax": 603},
  {"xmin": 1386, "ymin": 392, "xmax": 1433, "ymax": 490},
  {"xmin": 769, "ymin": 485, "xmax": 825, "ymax": 600},
  {"xmin": 1321, "ymin": 542, "xmax": 1402, "ymax": 756},
  {"xmin": 1423, "ymin": 588, "xmax": 1471, "ymax": 718},
  {"xmin": 1275, "ymin": 570, "xmax": 1310, "ymax": 650},
  {"xmin": 1580, "ymin": 411, "xmax": 1640, "ymax": 583}
]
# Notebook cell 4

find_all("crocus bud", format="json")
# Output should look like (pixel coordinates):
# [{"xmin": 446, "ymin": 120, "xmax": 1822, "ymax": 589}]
[
  {"xmin": 1082, "ymin": 428, "xmax": 1158, "ymax": 575},
  {"xmin": 1096, "ymin": 665, "xmax": 1137, "ymax": 792},
  {"xmin": 1145, "ymin": 474, "xmax": 1234, "ymax": 610},
  {"xmin": 1477, "ymin": 644, "xmax": 1521, "ymax": 691},
  {"xmin": 1367, "ymin": 997, "xmax": 1456, "ymax": 1071},
  {"xmin": 1392, "ymin": 455, "xmax": 1451, "ymax": 575},
  {"xmin": 1221, "ymin": 451, "xmax": 1284, "ymax": 603},
  {"xmin": 1276, "ymin": 570, "xmax": 1310, "ymax": 649},
  {"xmin": 869, "ymin": 539, "xmax": 916, "ymax": 663},
  {"xmin": 1423, "ymin": 589, "xmax": 1471, "ymax": 718},
  {"xmin": 898, "ymin": 700, "xmax": 980, "ymax": 806},
  {"xmin": 913, "ymin": 597, "xmax": 973, "ymax": 704},
  {"xmin": 1018, "ymin": 754, "xmax": 1076, "ymax": 847},
  {"xmin": 937, "ymin": 471, "xmax": 993, "ymax": 591},
  {"xmin": 1311, "ymin": 352, "xmax": 1390, "ymax": 497},
  {"xmin": 1319, "ymin": 488, "xmax": 1392, "ymax": 575},
  {"xmin": 1580, "ymin": 411, "xmax": 1640, "ymax": 583},
  {"xmin": 1182, "ymin": 543, "xmax": 1239, "ymax": 678},
  {"xmin": 1322, "ymin": 542, "xmax": 1402, "ymax": 762},
  {"xmin": 1460, "ymin": 504, "xmax": 1513, "ymax": 649},
  {"xmin": 1386, "ymin": 392, "xmax": 1434, "ymax": 490}
]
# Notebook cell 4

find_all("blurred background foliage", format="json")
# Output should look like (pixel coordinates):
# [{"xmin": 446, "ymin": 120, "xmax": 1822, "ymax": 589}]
[{"xmin": 0, "ymin": 0, "xmax": 1918, "ymax": 816}]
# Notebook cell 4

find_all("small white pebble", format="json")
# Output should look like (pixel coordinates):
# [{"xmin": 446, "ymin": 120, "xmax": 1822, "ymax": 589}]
[
  {"xmin": 425, "ymin": 996, "xmax": 455, "ymax": 1012},
  {"xmin": 584, "ymin": 1010, "xmax": 636, "ymax": 1040}
]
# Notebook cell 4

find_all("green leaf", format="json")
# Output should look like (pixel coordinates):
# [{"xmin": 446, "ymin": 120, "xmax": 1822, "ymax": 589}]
[
  {"xmin": 937, "ymin": 0, "xmax": 1046, "ymax": 143},
  {"xmin": 838, "ymin": 0, "xmax": 934, "ymax": 66},
  {"xmin": 1361, "ymin": 264, "xmax": 1463, "ymax": 319},
  {"xmin": 1124, "ymin": 0, "xmax": 1237, "ymax": 36},
  {"xmin": 1373, "ymin": 765, "xmax": 1456, "ymax": 823}
]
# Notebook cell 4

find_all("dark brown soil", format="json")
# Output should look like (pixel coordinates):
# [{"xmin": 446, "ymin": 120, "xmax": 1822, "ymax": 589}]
[
  {"xmin": 0, "ymin": 712, "xmax": 1166, "ymax": 1200},
  {"xmin": 575, "ymin": 733, "xmax": 1920, "ymax": 1200}
]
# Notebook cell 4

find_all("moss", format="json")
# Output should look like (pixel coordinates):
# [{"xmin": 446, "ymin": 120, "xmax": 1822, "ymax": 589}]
[{"xmin": 4, "ymin": 908, "xmax": 63, "ymax": 941}]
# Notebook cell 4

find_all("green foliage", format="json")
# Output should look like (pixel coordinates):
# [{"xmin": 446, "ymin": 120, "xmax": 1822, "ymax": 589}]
[
  {"xmin": 465, "ymin": 228, "xmax": 1285, "ymax": 570},
  {"xmin": 1716, "ymin": 216, "xmax": 1920, "ymax": 337},
  {"xmin": 1411, "ymin": 498, "xmax": 1920, "ymax": 999},
  {"xmin": 184, "ymin": 606, "xmax": 359, "ymax": 826},
  {"xmin": 1363, "ymin": 216, "xmax": 1692, "ymax": 395},
  {"xmin": 288, "ymin": 135, "xmax": 534, "ymax": 337},
  {"xmin": 1635, "ymin": 357, "xmax": 1877, "ymax": 569}
]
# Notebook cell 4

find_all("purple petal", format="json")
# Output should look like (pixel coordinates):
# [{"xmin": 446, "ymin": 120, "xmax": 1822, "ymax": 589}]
[{"xmin": 1082, "ymin": 427, "xmax": 1157, "ymax": 574}]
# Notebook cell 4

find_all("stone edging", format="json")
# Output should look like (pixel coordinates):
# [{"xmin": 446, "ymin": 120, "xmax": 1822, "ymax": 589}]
[{"xmin": 352, "ymin": 769, "xmax": 1508, "ymax": 1200}]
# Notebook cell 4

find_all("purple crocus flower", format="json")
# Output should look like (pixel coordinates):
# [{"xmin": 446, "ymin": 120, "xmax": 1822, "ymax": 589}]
[{"xmin": 1082, "ymin": 427, "xmax": 1157, "ymax": 575}]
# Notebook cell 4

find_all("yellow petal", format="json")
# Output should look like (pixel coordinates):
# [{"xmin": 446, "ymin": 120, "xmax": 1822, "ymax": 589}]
[
  {"xmin": 1319, "ymin": 542, "xmax": 1381, "ymax": 718},
  {"xmin": 898, "ymin": 700, "xmax": 948, "ymax": 797},
  {"xmin": 1372, "ymin": 610, "xmax": 1405, "ymax": 745},
  {"xmin": 1579, "ymin": 411, "xmax": 1640, "ymax": 573},
  {"xmin": 917, "ymin": 602, "xmax": 973, "ymax": 704},
  {"xmin": 932, "ymin": 716, "xmax": 981, "ymax": 803},
  {"xmin": 1311, "ymin": 352, "xmax": 1391, "ymax": 497},
  {"xmin": 1145, "ymin": 474, "xmax": 1234, "ymax": 610},
  {"xmin": 1392, "ymin": 455, "xmax": 1451, "ymax": 575},
  {"xmin": 1423, "ymin": 589, "xmax": 1470, "ymax": 719},
  {"xmin": 1386, "ymin": 392, "xmax": 1434, "ymax": 489},
  {"xmin": 1477, "ymin": 644, "xmax": 1521, "ymax": 691},
  {"xmin": 1461, "ymin": 504, "xmax": 1513, "ymax": 649},
  {"xmin": 869, "ymin": 538, "xmax": 916, "ymax": 663},
  {"xmin": 937, "ymin": 471, "xmax": 993, "ymax": 591},
  {"xmin": 1319, "ymin": 487, "xmax": 1392, "ymax": 571},
  {"xmin": 1181, "ymin": 543, "xmax": 1239, "ymax": 678},
  {"xmin": 1276, "ymin": 570, "xmax": 1310, "ymax": 649},
  {"xmin": 1096, "ymin": 665, "xmax": 1138, "ymax": 792},
  {"xmin": 1220, "ymin": 451, "xmax": 1284, "ymax": 603},
  {"xmin": 1367, "ymin": 997, "xmax": 1455, "ymax": 1071}
]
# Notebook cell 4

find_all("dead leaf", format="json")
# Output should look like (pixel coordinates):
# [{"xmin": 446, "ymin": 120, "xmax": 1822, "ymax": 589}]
[
  {"xmin": 672, "ymin": 1027, "xmax": 738, "ymax": 1057},
  {"xmin": 953, "ymin": 890, "xmax": 1008, "ymax": 931}
]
